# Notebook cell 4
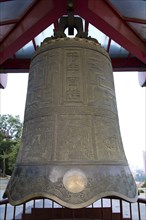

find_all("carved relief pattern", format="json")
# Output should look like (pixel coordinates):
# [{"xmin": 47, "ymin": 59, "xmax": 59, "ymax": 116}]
[
  {"xmin": 25, "ymin": 52, "xmax": 59, "ymax": 120},
  {"xmin": 5, "ymin": 38, "xmax": 137, "ymax": 207},
  {"xmin": 86, "ymin": 50, "xmax": 117, "ymax": 114},
  {"xmin": 62, "ymin": 50, "xmax": 84, "ymax": 103},
  {"xmin": 55, "ymin": 115, "xmax": 95, "ymax": 161},
  {"xmin": 17, "ymin": 116, "xmax": 54, "ymax": 163},
  {"xmin": 6, "ymin": 165, "xmax": 137, "ymax": 207},
  {"xmin": 93, "ymin": 116, "xmax": 126, "ymax": 162}
]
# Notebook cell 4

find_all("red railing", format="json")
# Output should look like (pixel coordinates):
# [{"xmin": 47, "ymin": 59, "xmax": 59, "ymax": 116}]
[{"xmin": 0, "ymin": 197, "xmax": 146, "ymax": 220}]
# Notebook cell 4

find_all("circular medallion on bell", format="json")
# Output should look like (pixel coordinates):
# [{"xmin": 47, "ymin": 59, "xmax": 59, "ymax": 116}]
[{"xmin": 63, "ymin": 169, "xmax": 87, "ymax": 193}]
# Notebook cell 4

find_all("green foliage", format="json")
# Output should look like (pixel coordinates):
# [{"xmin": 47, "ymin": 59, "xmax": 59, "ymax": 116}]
[
  {"xmin": 138, "ymin": 189, "xmax": 144, "ymax": 195},
  {"xmin": 8, "ymin": 141, "xmax": 20, "ymax": 172},
  {"xmin": 142, "ymin": 181, "xmax": 146, "ymax": 188},
  {"xmin": 0, "ymin": 114, "xmax": 23, "ymax": 176},
  {"xmin": 0, "ymin": 114, "xmax": 22, "ymax": 139}
]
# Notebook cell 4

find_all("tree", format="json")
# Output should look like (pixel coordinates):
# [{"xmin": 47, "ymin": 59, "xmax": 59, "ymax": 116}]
[
  {"xmin": 8, "ymin": 141, "xmax": 20, "ymax": 173},
  {"xmin": 0, "ymin": 114, "xmax": 22, "ymax": 139},
  {"xmin": 142, "ymin": 181, "xmax": 146, "ymax": 188},
  {"xmin": 0, "ymin": 114, "xmax": 22, "ymax": 176},
  {"xmin": 0, "ymin": 132, "xmax": 14, "ymax": 176}
]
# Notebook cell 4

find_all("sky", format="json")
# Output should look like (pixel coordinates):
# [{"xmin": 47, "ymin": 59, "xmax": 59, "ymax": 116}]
[{"xmin": 0, "ymin": 71, "xmax": 145, "ymax": 170}]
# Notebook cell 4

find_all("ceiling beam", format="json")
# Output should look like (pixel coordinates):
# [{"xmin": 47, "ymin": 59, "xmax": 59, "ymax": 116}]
[
  {"xmin": 0, "ymin": 59, "xmax": 30, "ymax": 73},
  {"xmin": 1, "ymin": 57, "xmax": 146, "ymax": 73},
  {"xmin": 0, "ymin": 0, "xmax": 67, "ymax": 65},
  {"xmin": 124, "ymin": 17, "xmax": 146, "ymax": 25},
  {"xmin": 74, "ymin": 0, "xmax": 146, "ymax": 64},
  {"xmin": 0, "ymin": 19, "xmax": 18, "ymax": 26},
  {"xmin": 1, "ymin": 0, "xmax": 146, "ymax": 67},
  {"xmin": 111, "ymin": 57, "xmax": 146, "ymax": 72},
  {"xmin": 0, "ymin": 0, "xmax": 15, "ymax": 2}
]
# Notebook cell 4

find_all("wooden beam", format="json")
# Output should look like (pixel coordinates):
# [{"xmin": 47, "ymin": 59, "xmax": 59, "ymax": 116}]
[
  {"xmin": 74, "ymin": 0, "xmax": 146, "ymax": 64},
  {"xmin": 0, "ymin": 0, "xmax": 67, "ymax": 65}
]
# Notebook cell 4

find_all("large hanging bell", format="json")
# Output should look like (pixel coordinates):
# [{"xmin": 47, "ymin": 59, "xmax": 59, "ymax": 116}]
[{"xmin": 4, "ymin": 19, "xmax": 137, "ymax": 208}]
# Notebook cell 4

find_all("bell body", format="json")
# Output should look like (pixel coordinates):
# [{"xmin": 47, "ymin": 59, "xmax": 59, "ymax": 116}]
[{"xmin": 4, "ymin": 37, "xmax": 137, "ymax": 208}]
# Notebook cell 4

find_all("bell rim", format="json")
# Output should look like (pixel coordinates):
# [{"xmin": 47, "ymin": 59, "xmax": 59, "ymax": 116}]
[{"xmin": 5, "ymin": 189, "xmax": 138, "ymax": 208}]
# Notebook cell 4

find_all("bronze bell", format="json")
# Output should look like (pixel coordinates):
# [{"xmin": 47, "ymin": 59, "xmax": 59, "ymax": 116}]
[{"xmin": 4, "ymin": 17, "xmax": 137, "ymax": 208}]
